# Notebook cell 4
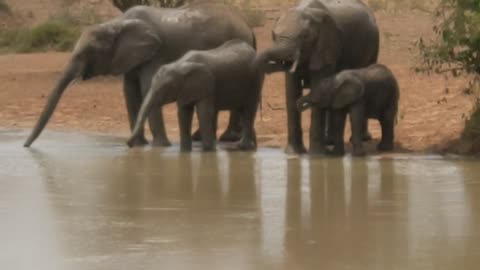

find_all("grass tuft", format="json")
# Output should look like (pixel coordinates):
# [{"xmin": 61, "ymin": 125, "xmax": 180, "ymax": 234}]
[{"xmin": 0, "ymin": 18, "xmax": 81, "ymax": 53}]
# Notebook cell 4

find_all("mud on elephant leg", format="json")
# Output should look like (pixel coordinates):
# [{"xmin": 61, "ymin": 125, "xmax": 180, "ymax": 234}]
[{"xmin": 285, "ymin": 72, "xmax": 307, "ymax": 154}]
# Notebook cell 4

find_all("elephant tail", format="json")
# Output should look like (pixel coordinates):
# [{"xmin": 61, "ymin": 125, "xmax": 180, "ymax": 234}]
[
  {"xmin": 252, "ymin": 31, "xmax": 257, "ymax": 51},
  {"xmin": 256, "ymin": 71, "xmax": 265, "ymax": 121},
  {"xmin": 393, "ymin": 77, "xmax": 400, "ymax": 125}
]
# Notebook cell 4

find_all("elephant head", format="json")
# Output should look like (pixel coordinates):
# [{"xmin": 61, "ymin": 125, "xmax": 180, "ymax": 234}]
[
  {"xmin": 296, "ymin": 74, "xmax": 364, "ymax": 111},
  {"xmin": 253, "ymin": 5, "xmax": 342, "ymax": 75},
  {"xmin": 126, "ymin": 62, "xmax": 215, "ymax": 147},
  {"xmin": 24, "ymin": 18, "xmax": 162, "ymax": 147}
]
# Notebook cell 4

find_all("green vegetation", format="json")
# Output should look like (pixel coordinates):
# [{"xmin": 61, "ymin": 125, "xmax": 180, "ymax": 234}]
[
  {"xmin": 0, "ymin": 0, "xmax": 12, "ymax": 15},
  {"xmin": 0, "ymin": 17, "xmax": 81, "ymax": 53},
  {"xmin": 416, "ymin": 0, "xmax": 480, "ymax": 143}
]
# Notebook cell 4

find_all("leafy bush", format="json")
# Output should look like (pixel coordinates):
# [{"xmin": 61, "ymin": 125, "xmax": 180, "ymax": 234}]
[
  {"xmin": 0, "ymin": 18, "xmax": 81, "ymax": 53},
  {"xmin": 416, "ymin": 0, "xmax": 480, "ymax": 143}
]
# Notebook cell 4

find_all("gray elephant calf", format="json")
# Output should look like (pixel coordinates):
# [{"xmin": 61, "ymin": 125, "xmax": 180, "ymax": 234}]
[
  {"xmin": 297, "ymin": 64, "xmax": 399, "ymax": 156},
  {"xmin": 127, "ymin": 40, "xmax": 263, "ymax": 152}
]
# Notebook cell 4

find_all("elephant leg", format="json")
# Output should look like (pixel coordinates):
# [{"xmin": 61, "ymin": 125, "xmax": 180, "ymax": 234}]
[
  {"xmin": 378, "ymin": 111, "xmax": 395, "ymax": 152},
  {"xmin": 139, "ymin": 74, "xmax": 171, "ymax": 147},
  {"xmin": 309, "ymin": 108, "xmax": 327, "ymax": 154},
  {"xmin": 196, "ymin": 99, "xmax": 216, "ymax": 152},
  {"xmin": 329, "ymin": 110, "xmax": 347, "ymax": 156},
  {"xmin": 237, "ymin": 104, "xmax": 257, "ymax": 151},
  {"xmin": 178, "ymin": 105, "xmax": 194, "ymax": 152},
  {"xmin": 219, "ymin": 111, "xmax": 243, "ymax": 142},
  {"xmin": 350, "ymin": 105, "xmax": 367, "ymax": 156},
  {"xmin": 361, "ymin": 118, "xmax": 372, "ymax": 142},
  {"xmin": 285, "ymin": 72, "xmax": 306, "ymax": 154},
  {"xmin": 325, "ymin": 110, "xmax": 336, "ymax": 146},
  {"xmin": 191, "ymin": 127, "xmax": 202, "ymax": 141},
  {"xmin": 123, "ymin": 75, "xmax": 148, "ymax": 146}
]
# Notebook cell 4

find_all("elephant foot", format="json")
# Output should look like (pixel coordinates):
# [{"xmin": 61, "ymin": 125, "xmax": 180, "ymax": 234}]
[
  {"xmin": 219, "ymin": 129, "xmax": 242, "ymax": 142},
  {"xmin": 325, "ymin": 136, "xmax": 335, "ymax": 146},
  {"xmin": 285, "ymin": 143, "xmax": 307, "ymax": 154},
  {"xmin": 377, "ymin": 141, "xmax": 394, "ymax": 152},
  {"xmin": 352, "ymin": 147, "xmax": 367, "ymax": 157},
  {"xmin": 308, "ymin": 144, "xmax": 327, "ymax": 155},
  {"xmin": 152, "ymin": 137, "xmax": 172, "ymax": 147},
  {"xmin": 236, "ymin": 140, "xmax": 257, "ymax": 151},
  {"xmin": 202, "ymin": 144, "xmax": 217, "ymax": 152},
  {"xmin": 327, "ymin": 147, "xmax": 345, "ymax": 157},
  {"xmin": 363, "ymin": 131, "xmax": 373, "ymax": 142},
  {"xmin": 191, "ymin": 129, "xmax": 202, "ymax": 142},
  {"xmin": 126, "ymin": 136, "xmax": 149, "ymax": 148}
]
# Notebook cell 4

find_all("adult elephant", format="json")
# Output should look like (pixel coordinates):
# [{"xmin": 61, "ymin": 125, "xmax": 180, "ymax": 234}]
[
  {"xmin": 254, "ymin": 0, "xmax": 379, "ymax": 154},
  {"xmin": 23, "ymin": 2, "xmax": 255, "ymax": 147}
]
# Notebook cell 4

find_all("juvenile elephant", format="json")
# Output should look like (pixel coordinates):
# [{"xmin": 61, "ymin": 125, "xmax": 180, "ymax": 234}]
[
  {"xmin": 297, "ymin": 64, "xmax": 399, "ymax": 156},
  {"xmin": 126, "ymin": 40, "xmax": 263, "ymax": 152},
  {"xmin": 23, "ymin": 2, "xmax": 255, "ymax": 148},
  {"xmin": 254, "ymin": 0, "xmax": 379, "ymax": 154}
]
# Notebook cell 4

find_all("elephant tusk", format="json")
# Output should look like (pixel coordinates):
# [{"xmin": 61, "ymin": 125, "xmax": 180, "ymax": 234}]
[{"xmin": 289, "ymin": 51, "xmax": 300, "ymax": 73}]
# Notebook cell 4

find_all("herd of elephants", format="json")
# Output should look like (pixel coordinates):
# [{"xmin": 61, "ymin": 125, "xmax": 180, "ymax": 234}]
[{"xmin": 22, "ymin": 0, "xmax": 399, "ymax": 156}]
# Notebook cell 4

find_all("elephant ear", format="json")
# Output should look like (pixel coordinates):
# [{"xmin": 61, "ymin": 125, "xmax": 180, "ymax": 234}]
[
  {"xmin": 177, "ymin": 62, "xmax": 215, "ymax": 107},
  {"xmin": 332, "ymin": 75, "xmax": 364, "ymax": 109},
  {"xmin": 109, "ymin": 19, "xmax": 162, "ymax": 74},
  {"xmin": 303, "ymin": 8, "xmax": 342, "ymax": 72}
]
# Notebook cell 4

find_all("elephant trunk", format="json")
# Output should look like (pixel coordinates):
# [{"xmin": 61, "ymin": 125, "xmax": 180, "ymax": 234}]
[
  {"xmin": 254, "ymin": 43, "xmax": 298, "ymax": 74},
  {"xmin": 296, "ymin": 95, "xmax": 313, "ymax": 112},
  {"xmin": 24, "ymin": 61, "xmax": 79, "ymax": 147},
  {"xmin": 126, "ymin": 88, "xmax": 157, "ymax": 148}
]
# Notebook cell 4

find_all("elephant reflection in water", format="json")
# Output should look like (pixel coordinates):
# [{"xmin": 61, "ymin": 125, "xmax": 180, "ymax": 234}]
[
  {"xmin": 29, "ymin": 149, "xmax": 262, "ymax": 265},
  {"xmin": 283, "ymin": 157, "xmax": 408, "ymax": 269}
]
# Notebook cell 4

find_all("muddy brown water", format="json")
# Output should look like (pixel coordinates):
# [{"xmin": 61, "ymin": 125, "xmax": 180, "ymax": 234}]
[{"xmin": 1, "ymin": 129, "xmax": 479, "ymax": 270}]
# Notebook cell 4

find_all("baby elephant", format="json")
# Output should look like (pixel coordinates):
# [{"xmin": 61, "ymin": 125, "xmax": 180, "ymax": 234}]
[
  {"xmin": 297, "ymin": 64, "xmax": 399, "ymax": 156},
  {"xmin": 127, "ymin": 40, "xmax": 263, "ymax": 152}
]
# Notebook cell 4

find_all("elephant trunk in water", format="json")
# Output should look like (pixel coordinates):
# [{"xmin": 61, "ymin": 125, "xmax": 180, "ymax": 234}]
[
  {"xmin": 24, "ymin": 61, "xmax": 80, "ymax": 147},
  {"xmin": 126, "ymin": 88, "xmax": 157, "ymax": 148}
]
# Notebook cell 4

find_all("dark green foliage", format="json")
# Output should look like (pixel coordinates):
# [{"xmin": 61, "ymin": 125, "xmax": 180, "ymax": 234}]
[
  {"xmin": 416, "ymin": 0, "xmax": 480, "ymax": 76},
  {"xmin": 416, "ymin": 0, "xmax": 480, "ymax": 142}
]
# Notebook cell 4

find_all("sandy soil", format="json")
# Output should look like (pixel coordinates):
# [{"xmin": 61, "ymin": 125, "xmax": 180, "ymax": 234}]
[{"xmin": 0, "ymin": 9, "xmax": 473, "ymax": 152}]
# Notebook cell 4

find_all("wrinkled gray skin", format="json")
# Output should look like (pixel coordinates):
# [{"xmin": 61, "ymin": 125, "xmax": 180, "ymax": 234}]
[
  {"xmin": 126, "ymin": 40, "xmax": 263, "ymax": 152},
  {"xmin": 297, "ymin": 64, "xmax": 399, "ymax": 156},
  {"xmin": 254, "ymin": 0, "xmax": 379, "ymax": 154},
  {"xmin": 23, "ymin": 3, "xmax": 255, "ymax": 148}
]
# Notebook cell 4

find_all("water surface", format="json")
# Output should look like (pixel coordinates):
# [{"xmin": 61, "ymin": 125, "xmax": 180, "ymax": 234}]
[{"xmin": 1, "ymin": 129, "xmax": 479, "ymax": 270}]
